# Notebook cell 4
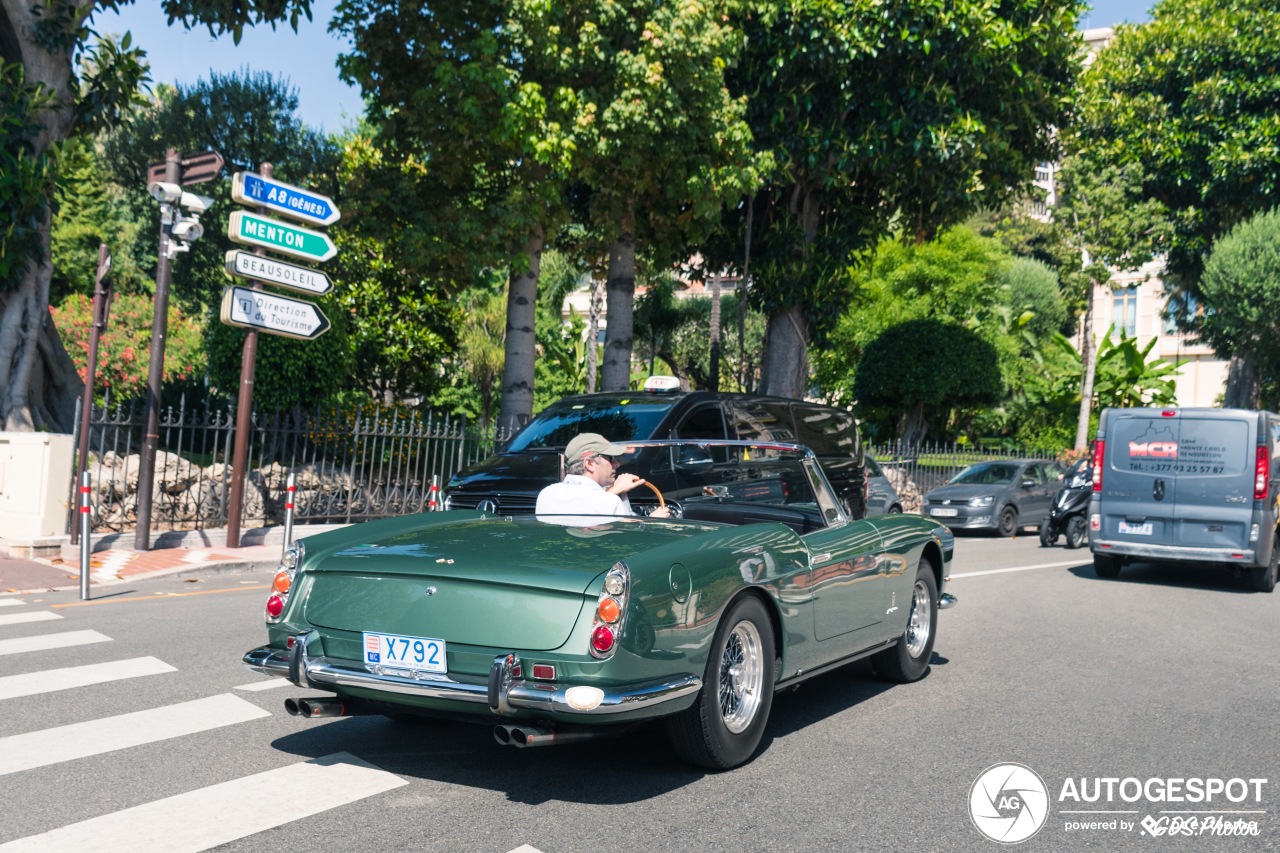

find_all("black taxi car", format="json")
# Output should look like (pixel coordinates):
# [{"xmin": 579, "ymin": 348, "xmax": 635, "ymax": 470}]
[{"xmin": 444, "ymin": 377, "xmax": 872, "ymax": 518}]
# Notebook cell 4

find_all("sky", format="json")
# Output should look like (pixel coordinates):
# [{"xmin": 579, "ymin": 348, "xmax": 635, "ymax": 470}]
[{"xmin": 97, "ymin": 0, "xmax": 1157, "ymax": 134}]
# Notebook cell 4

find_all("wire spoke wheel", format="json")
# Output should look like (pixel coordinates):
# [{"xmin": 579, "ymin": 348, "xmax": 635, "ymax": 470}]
[
  {"xmin": 718, "ymin": 620, "xmax": 765, "ymax": 734},
  {"xmin": 903, "ymin": 578, "xmax": 934, "ymax": 659}
]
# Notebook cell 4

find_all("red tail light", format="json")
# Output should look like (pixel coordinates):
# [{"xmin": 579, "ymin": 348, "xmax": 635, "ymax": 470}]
[
  {"xmin": 1091, "ymin": 440, "xmax": 1105, "ymax": 492},
  {"xmin": 266, "ymin": 544, "xmax": 302, "ymax": 624},
  {"xmin": 1255, "ymin": 445, "xmax": 1269, "ymax": 500},
  {"xmin": 589, "ymin": 563, "xmax": 629, "ymax": 659}
]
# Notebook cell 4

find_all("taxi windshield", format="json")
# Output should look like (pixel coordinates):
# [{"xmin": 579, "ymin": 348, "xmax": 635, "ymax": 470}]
[{"xmin": 504, "ymin": 398, "xmax": 675, "ymax": 451}]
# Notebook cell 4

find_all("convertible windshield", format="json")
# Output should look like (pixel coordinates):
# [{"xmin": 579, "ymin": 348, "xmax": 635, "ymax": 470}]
[
  {"xmin": 505, "ymin": 397, "xmax": 675, "ymax": 452},
  {"xmin": 951, "ymin": 462, "xmax": 1019, "ymax": 485}
]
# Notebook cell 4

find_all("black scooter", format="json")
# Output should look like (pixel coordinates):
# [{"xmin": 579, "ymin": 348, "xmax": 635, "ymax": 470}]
[{"xmin": 1039, "ymin": 461, "xmax": 1093, "ymax": 549}]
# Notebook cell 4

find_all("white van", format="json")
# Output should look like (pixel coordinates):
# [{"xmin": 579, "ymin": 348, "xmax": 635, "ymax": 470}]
[{"xmin": 1088, "ymin": 407, "xmax": 1280, "ymax": 592}]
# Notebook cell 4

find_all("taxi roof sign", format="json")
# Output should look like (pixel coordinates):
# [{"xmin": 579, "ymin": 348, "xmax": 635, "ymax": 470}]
[{"xmin": 643, "ymin": 375, "xmax": 681, "ymax": 394}]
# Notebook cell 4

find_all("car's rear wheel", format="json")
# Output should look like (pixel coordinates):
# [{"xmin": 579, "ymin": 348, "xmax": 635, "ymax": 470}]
[
  {"xmin": 1064, "ymin": 516, "xmax": 1088, "ymax": 549},
  {"xmin": 1247, "ymin": 535, "xmax": 1278, "ymax": 593},
  {"xmin": 1094, "ymin": 553, "xmax": 1122, "ymax": 578},
  {"xmin": 997, "ymin": 506, "xmax": 1019, "ymax": 537},
  {"xmin": 1039, "ymin": 517, "xmax": 1057, "ymax": 547},
  {"xmin": 666, "ymin": 595, "xmax": 775, "ymax": 770},
  {"xmin": 871, "ymin": 561, "xmax": 937, "ymax": 683}
]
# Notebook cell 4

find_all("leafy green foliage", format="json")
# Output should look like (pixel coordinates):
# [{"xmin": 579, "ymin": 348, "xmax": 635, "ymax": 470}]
[
  {"xmin": 1198, "ymin": 208, "xmax": 1280, "ymax": 396},
  {"xmin": 633, "ymin": 279, "xmax": 766, "ymax": 391},
  {"xmin": 1001, "ymin": 257, "xmax": 1067, "ymax": 341},
  {"xmin": 853, "ymin": 319, "xmax": 1002, "ymax": 445},
  {"xmin": 710, "ymin": 0, "xmax": 1082, "ymax": 394},
  {"xmin": 1092, "ymin": 332, "xmax": 1180, "ymax": 409},
  {"xmin": 1070, "ymin": 0, "xmax": 1280, "ymax": 286},
  {"xmin": 0, "ymin": 63, "xmax": 61, "ymax": 292},
  {"xmin": 50, "ymin": 291, "xmax": 204, "ymax": 401}
]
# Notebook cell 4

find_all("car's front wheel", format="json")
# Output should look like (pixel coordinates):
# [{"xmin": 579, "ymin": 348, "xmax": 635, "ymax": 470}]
[
  {"xmin": 871, "ymin": 561, "xmax": 938, "ymax": 683},
  {"xmin": 667, "ymin": 595, "xmax": 776, "ymax": 770},
  {"xmin": 1064, "ymin": 516, "xmax": 1088, "ymax": 549},
  {"xmin": 997, "ymin": 506, "xmax": 1019, "ymax": 537}
]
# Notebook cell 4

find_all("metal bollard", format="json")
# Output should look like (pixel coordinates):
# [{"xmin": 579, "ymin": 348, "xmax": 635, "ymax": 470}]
[
  {"xmin": 282, "ymin": 472, "xmax": 296, "ymax": 561},
  {"xmin": 428, "ymin": 474, "xmax": 440, "ymax": 511},
  {"xmin": 79, "ymin": 472, "xmax": 92, "ymax": 601}
]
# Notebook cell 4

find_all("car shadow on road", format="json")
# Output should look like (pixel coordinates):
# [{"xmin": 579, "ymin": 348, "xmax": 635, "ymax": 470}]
[
  {"xmin": 263, "ymin": 654, "xmax": 947, "ymax": 804},
  {"xmin": 1067, "ymin": 561, "xmax": 1259, "ymax": 594}
]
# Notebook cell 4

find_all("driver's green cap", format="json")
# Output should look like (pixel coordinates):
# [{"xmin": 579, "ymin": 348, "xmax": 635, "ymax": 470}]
[{"xmin": 564, "ymin": 433, "xmax": 629, "ymax": 461}]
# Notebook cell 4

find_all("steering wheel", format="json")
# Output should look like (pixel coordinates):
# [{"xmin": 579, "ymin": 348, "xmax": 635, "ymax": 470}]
[{"xmin": 641, "ymin": 481, "xmax": 666, "ymax": 509}]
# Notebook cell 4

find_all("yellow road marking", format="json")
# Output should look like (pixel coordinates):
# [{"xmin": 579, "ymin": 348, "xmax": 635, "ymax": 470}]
[{"xmin": 52, "ymin": 585, "xmax": 269, "ymax": 608}]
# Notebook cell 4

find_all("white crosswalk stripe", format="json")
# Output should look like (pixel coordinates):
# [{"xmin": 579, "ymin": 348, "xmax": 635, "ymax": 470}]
[
  {"xmin": 0, "ymin": 693, "xmax": 270, "ymax": 776},
  {"xmin": 0, "ymin": 656, "xmax": 175, "ymax": 701},
  {"xmin": 233, "ymin": 677, "xmax": 292, "ymax": 692},
  {"xmin": 0, "ymin": 752, "xmax": 406, "ymax": 853},
  {"xmin": 0, "ymin": 630, "xmax": 111, "ymax": 657},
  {"xmin": 0, "ymin": 599, "xmax": 26, "ymax": 607},
  {"xmin": 0, "ymin": 612, "xmax": 61, "ymax": 628}
]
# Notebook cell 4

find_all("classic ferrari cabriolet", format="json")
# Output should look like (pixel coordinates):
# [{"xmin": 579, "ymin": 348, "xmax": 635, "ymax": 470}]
[{"xmin": 244, "ymin": 441, "xmax": 957, "ymax": 770}]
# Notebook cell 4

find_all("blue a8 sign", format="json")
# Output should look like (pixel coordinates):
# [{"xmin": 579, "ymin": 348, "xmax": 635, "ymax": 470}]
[{"xmin": 231, "ymin": 172, "xmax": 341, "ymax": 227}]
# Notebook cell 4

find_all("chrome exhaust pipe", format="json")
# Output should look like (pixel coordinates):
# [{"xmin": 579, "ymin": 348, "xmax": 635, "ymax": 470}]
[
  {"xmin": 285, "ymin": 697, "xmax": 353, "ymax": 718},
  {"xmin": 494, "ymin": 723, "xmax": 602, "ymax": 748}
]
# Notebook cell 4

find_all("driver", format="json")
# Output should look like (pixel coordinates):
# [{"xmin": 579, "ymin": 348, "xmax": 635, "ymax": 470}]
[{"xmin": 535, "ymin": 433, "xmax": 670, "ymax": 523}]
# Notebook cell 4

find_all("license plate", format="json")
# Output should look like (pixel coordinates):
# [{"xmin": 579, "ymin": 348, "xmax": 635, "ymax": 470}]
[
  {"xmin": 363, "ymin": 631, "xmax": 447, "ymax": 673},
  {"xmin": 1119, "ymin": 520, "xmax": 1153, "ymax": 536},
  {"xmin": 931, "ymin": 507, "xmax": 959, "ymax": 517}
]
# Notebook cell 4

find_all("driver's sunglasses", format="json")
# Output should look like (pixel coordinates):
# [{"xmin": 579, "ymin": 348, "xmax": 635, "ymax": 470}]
[{"xmin": 590, "ymin": 453, "xmax": 620, "ymax": 467}]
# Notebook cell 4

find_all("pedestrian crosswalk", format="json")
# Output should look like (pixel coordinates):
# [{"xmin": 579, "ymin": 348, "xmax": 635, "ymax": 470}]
[{"xmin": 0, "ymin": 596, "xmax": 409, "ymax": 852}]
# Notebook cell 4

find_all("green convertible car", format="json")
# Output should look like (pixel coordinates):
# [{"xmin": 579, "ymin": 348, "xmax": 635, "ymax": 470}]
[{"xmin": 243, "ymin": 440, "xmax": 957, "ymax": 770}]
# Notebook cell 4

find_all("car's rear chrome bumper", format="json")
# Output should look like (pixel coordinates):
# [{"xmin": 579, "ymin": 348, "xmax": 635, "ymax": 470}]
[{"xmin": 243, "ymin": 634, "xmax": 701, "ymax": 718}]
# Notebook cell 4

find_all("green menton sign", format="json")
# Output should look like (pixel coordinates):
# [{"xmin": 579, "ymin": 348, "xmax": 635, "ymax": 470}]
[{"xmin": 227, "ymin": 210, "xmax": 337, "ymax": 263}]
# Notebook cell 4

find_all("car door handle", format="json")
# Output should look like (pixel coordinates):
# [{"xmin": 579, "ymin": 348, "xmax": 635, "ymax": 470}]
[{"xmin": 1153, "ymin": 479, "xmax": 1165, "ymax": 501}]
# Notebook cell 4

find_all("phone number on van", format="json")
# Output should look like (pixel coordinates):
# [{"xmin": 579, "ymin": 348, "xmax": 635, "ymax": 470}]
[{"xmin": 1127, "ymin": 463, "xmax": 1226, "ymax": 474}]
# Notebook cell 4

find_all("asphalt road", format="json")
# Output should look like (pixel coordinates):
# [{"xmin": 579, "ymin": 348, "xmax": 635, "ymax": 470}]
[{"xmin": 0, "ymin": 532, "xmax": 1275, "ymax": 852}]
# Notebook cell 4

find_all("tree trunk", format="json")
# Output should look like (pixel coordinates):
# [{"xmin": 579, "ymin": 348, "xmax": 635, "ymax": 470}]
[
  {"xmin": 585, "ymin": 277, "xmax": 603, "ymax": 393},
  {"xmin": 601, "ymin": 232, "xmax": 636, "ymax": 392},
  {"xmin": 1074, "ymin": 284, "xmax": 1098, "ymax": 452},
  {"xmin": 899, "ymin": 401, "xmax": 929, "ymax": 451},
  {"xmin": 1223, "ymin": 353, "xmax": 1260, "ymax": 409},
  {"xmin": 496, "ymin": 228, "xmax": 543, "ymax": 435},
  {"xmin": 758, "ymin": 304, "xmax": 809, "ymax": 398},
  {"xmin": 0, "ymin": 0, "xmax": 85, "ymax": 433}
]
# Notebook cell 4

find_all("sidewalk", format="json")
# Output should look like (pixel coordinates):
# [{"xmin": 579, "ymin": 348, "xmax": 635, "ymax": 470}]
[{"xmin": 0, "ymin": 524, "xmax": 346, "ymax": 595}]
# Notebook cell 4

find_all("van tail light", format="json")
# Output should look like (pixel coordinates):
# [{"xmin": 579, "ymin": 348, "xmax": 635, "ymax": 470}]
[
  {"xmin": 1091, "ymin": 441, "xmax": 1105, "ymax": 492},
  {"xmin": 1255, "ymin": 446, "xmax": 1269, "ymax": 500}
]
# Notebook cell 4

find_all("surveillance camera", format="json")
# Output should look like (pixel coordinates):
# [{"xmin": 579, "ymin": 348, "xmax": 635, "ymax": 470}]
[
  {"xmin": 171, "ymin": 218, "xmax": 204, "ymax": 242},
  {"xmin": 179, "ymin": 192, "xmax": 214, "ymax": 215},
  {"xmin": 148, "ymin": 182, "xmax": 181, "ymax": 203}
]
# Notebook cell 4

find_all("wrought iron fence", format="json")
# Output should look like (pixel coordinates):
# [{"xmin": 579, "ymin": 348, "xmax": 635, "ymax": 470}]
[
  {"xmin": 67, "ymin": 397, "xmax": 507, "ymax": 534},
  {"xmin": 868, "ymin": 440, "xmax": 1064, "ymax": 511}
]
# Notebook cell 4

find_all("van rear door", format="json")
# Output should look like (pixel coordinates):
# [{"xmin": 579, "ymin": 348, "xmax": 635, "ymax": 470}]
[{"xmin": 1103, "ymin": 410, "xmax": 1254, "ymax": 550}]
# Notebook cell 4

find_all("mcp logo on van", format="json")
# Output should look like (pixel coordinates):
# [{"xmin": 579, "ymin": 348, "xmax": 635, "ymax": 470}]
[{"xmin": 1128, "ymin": 441, "xmax": 1179, "ymax": 458}]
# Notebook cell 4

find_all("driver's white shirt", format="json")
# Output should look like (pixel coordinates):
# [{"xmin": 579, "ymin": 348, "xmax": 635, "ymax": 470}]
[{"xmin": 535, "ymin": 474, "xmax": 633, "ymax": 525}]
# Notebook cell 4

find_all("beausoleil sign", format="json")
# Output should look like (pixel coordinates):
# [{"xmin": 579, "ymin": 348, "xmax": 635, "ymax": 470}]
[
  {"xmin": 227, "ymin": 211, "xmax": 337, "ymax": 263},
  {"xmin": 224, "ymin": 250, "xmax": 333, "ymax": 295},
  {"xmin": 231, "ymin": 171, "xmax": 341, "ymax": 227}
]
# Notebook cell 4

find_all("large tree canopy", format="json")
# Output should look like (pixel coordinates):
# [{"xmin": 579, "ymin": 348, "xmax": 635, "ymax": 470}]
[
  {"xmin": 718, "ymin": 0, "xmax": 1082, "ymax": 398},
  {"xmin": 1199, "ymin": 207, "xmax": 1280, "ymax": 404},
  {"xmin": 1070, "ymin": 0, "xmax": 1280, "ymax": 405},
  {"xmin": 0, "ymin": 0, "xmax": 312, "ymax": 431}
]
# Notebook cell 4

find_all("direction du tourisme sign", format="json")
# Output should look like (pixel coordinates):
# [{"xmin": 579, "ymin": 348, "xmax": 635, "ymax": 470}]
[{"xmin": 222, "ymin": 170, "xmax": 340, "ymax": 340}]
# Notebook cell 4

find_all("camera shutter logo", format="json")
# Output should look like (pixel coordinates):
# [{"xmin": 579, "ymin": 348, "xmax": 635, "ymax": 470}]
[{"xmin": 969, "ymin": 763, "xmax": 1050, "ymax": 844}]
